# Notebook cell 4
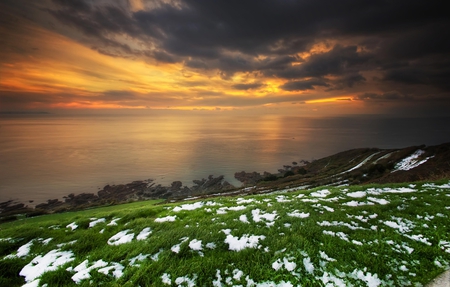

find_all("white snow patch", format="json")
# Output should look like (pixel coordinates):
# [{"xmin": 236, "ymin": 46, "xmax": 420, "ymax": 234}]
[
  {"xmin": 239, "ymin": 214, "xmax": 250, "ymax": 223},
  {"xmin": 136, "ymin": 227, "xmax": 152, "ymax": 240},
  {"xmin": 19, "ymin": 249, "xmax": 75, "ymax": 282},
  {"xmin": 206, "ymin": 242, "xmax": 217, "ymax": 249},
  {"xmin": 16, "ymin": 240, "xmax": 35, "ymax": 258},
  {"xmin": 224, "ymin": 234, "xmax": 265, "ymax": 251},
  {"xmin": 161, "ymin": 273, "xmax": 171, "ymax": 285},
  {"xmin": 349, "ymin": 269, "xmax": 381, "ymax": 287},
  {"xmin": 189, "ymin": 239, "xmax": 203, "ymax": 251},
  {"xmin": 174, "ymin": 274, "xmax": 197, "ymax": 286},
  {"xmin": 98, "ymin": 262, "xmax": 124, "ymax": 279},
  {"xmin": 107, "ymin": 230, "xmax": 134, "ymax": 245},
  {"xmin": 171, "ymin": 237, "xmax": 189, "ymax": 253},
  {"xmin": 347, "ymin": 191, "xmax": 367, "ymax": 198},
  {"xmin": 155, "ymin": 215, "xmax": 177, "ymax": 222},
  {"xmin": 107, "ymin": 218, "xmax": 121, "ymax": 226},
  {"xmin": 89, "ymin": 218, "xmax": 106, "ymax": 228},
  {"xmin": 252, "ymin": 209, "xmax": 277, "ymax": 223},
  {"xmin": 70, "ymin": 259, "xmax": 109, "ymax": 283},
  {"xmin": 173, "ymin": 201, "xmax": 204, "ymax": 212},
  {"xmin": 340, "ymin": 152, "xmax": 381, "ymax": 174},
  {"xmin": 310, "ymin": 189, "xmax": 331, "ymax": 198},
  {"xmin": 66, "ymin": 222, "xmax": 78, "ymax": 231},
  {"xmin": 367, "ymin": 197, "xmax": 389, "ymax": 205},
  {"xmin": 129, "ymin": 253, "xmax": 150, "ymax": 267},
  {"xmin": 287, "ymin": 210, "xmax": 310, "ymax": 218},
  {"xmin": 303, "ymin": 257, "xmax": 315, "ymax": 274},
  {"xmin": 319, "ymin": 251, "xmax": 336, "ymax": 262},
  {"xmin": 392, "ymin": 149, "xmax": 433, "ymax": 172}
]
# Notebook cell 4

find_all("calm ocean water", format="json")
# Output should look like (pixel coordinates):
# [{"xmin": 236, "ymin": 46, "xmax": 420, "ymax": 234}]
[{"xmin": 1, "ymin": 113, "xmax": 449, "ymax": 204}]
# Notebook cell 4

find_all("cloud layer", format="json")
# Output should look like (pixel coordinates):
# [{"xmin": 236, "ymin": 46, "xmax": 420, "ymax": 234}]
[{"xmin": 1, "ymin": 0, "xmax": 449, "ymax": 114}]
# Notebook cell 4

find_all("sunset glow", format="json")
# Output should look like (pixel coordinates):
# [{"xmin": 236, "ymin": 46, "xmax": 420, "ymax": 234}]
[{"xmin": 0, "ymin": 1, "xmax": 449, "ymax": 116}]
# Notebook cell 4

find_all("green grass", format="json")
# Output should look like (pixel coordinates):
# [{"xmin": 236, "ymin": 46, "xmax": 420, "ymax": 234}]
[{"xmin": 1, "ymin": 181, "xmax": 450, "ymax": 286}]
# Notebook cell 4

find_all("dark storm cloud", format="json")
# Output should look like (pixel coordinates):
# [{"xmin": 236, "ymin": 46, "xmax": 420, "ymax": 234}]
[
  {"xmin": 232, "ymin": 83, "xmax": 264, "ymax": 91},
  {"xmin": 280, "ymin": 78, "xmax": 329, "ymax": 91},
  {"xmin": 24, "ymin": 0, "xmax": 450, "ymax": 104},
  {"xmin": 354, "ymin": 91, "xmax": 411, "ymax": 102}
]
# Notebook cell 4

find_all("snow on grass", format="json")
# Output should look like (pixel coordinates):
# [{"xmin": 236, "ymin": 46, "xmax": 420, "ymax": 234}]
[
  {"xmin": 224, "ymin": 232, "xmax": 265, "ymax": 251},
  {"xmin": 323, "ymin": 230, "xmax": 350, "ymax": 242},
  {"xmin": 98, "ymin": 262, "xmax": 124, "ymax": 279},
  {"xmin": 349, "ymin": 269, "xmax": 381, "ymax": 287},
  {"xmin": 251, "ymin": 209, "xmax": 278, "ymax": 225},
  {"xmin": 173, "ymin": 201, "xmax": 204, "ymax": 212},
  {"xmin": 303, "ymin": 256, "xmax": 315, "ymax": 274},
  {"xmin": 136, "ymin": 227, "xmax": 152, "ymax": 240},
  {"xmin": 287, "ymin": 210, "xmax": 310, "ymax": 218},
  {"xmin": 189, "ymin": 239, "xmax": 202, "ymax": 251},
  {"xmin": 107, "ymin": 218, "xmax": 121, "ymax": 226},
  {"xmin": 310, "ymin": 189, "xmax": 331, "ymax": 198},
  {"xmin": 19, "ymin": 249, "xmax": 75, "ymax": 283},
  {"xmin": 69, "ymin": 259, "xmax": 109, "ymax": 283},
  {"xmin": 155, "ymin": 215, "xmax": 177, "ymax": 222},
  {"xmin": 340, "ymin": 152, "xmax": 381, "ymax": 174},
  {"xmin": 129, "ymin": 253, "xmax": 150, "ymax": 267},
  {"xmin": 367, "ymin": 197, "xmax": 389, "ymax": 205},
  {"xmin": 88, "ymin": 218, "xmax": 105, "ymax": 228},
  {"xmin": 272, "ymin": 257, "xmax": 297, "ymax": 272},
  {"xmin": 66, "ymin": 222, "xmax": 78, "ymax": 230},
  {"xmin": 347, "ymin": 191, "xmax": 367, "ymax": 198},
  {"xmin": 343, "ymin": 200, "xmax": 374, "ymax": 207},
  {"xmin": 239, "ymin": 214, "xmax": 250, "ymax": 223},
  {"xmin": 392, "ymin": 149, "xmax": 434, "ymax": 172},
  {"xmin": 107, "ymin": 230, "xmax": 135, "ymax": 245},
  {"xmin": 171, "ymin": 237, "xmax": 189, "ymax": 253},
  {"xmin": 16, "ymin": 240, "xmax": 34, "ymax": 258}
]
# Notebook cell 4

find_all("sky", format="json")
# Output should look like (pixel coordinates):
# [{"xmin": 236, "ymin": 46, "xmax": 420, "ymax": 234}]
[{"xmin": 1, "ymin": 0, "xmax": 449, "ymax": 116}]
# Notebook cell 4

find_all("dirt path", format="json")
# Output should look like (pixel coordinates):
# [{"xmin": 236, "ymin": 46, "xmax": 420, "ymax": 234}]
[{"xmin": 427, "ymin": 269, "xmax": 450, "ymax": 287}]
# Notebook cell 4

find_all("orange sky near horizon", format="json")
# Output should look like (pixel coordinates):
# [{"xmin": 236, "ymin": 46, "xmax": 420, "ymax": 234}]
[
  {"xmin": 0, "ymin": 11, "xmax": 367, "ymax": 115},
  {"xmin": 1, "ymin": 0, "xmax": 447, "ymax": 117}
]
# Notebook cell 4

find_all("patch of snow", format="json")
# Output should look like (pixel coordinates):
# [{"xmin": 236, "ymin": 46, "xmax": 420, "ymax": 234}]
[
  {"xmin": 310, "ymin": 189, "xmax": 331, "ymax": 198},
  {"xmin": 206, "ymin": 242, "xmax": 216, "ymax": 249},
  {"xmin": 252, "ymin": 209, "xmax": 277, "ymax": 223},
  {"xmin": 189, "ymin": 239, "xmax": 202, "ymax": 251},
  {"xmin": 107, "ymin": 218, "xmax": 121, "ymax": 226},
  {"xmin": 20, "ymin": 249, "xmax": 75, "ymax": 283},
  {"xmin": 349, "ymin": 269, "xmax": 381, "ymax": 287},
  {"xmin": 173, "ymin": 201, "xmax": 204, "ymax": 212},
  {"xmin": 129, "ymin": 253, "xmax": 150, "ymax": 267},
  {"xmin": 69, "ymin": 260, "xmax": 108, "ymax": 283},
  {"xmin": 224, "ymin": 234, "xmax": 265, "ymax": 251},
  {"xmin": 367, "ymin": 197, "xmax": 389, "ymax": 205},
  {"xmin": 174, "ymin": 274, "xmax": 197, "ymax": 287},
  {"xmin": 392, "ymin": 149, "xmax": 433, "ymax": 172},
  {"xmin": 16, "ymin": 240, "xmax": 34, "ymax": 258},
  {"xmin": 98, "ymin": 262, "xmax": 124, "ymax": 279},
  {"xmin": 137, "ymin": 227, "xmax": 152, "ymax": 241},
  {"xmin": 239, "ymin": 214, "xmax": 250, "ymax": 223},
  {"xmin": 66, "ymin": 222, "xmax": 78, "ymax": 231},
  {"xmin": 347, "ymin": 191, "xmax": 367, "ymax": 198},
  {"xmin": 171, "ymin": 237, "xmax": 189, "ymax": 253},
  {"xmin": 287, "ymin": 210, "xmax": 310, "ymax": 218},
  {"xmin": 319, "ymin": 251, "xmax": 336, "ymax": 262},
  {"xmin": 107, "ymin": 230, "xmax": 134, "ymax": 245},
  {"xmin": 161, "ymin": 273, "xmax": 171, "ymax": 285},
  {"xmin": 155, "ymin": 215, "xmax": 177, "ymax": 222},
  {"xmin": 340, "ymin": 152, "xmax": 381, "ymax": 174},
  {"xmin": 89, "ymin": 218, "xmax": 106, "ymax": 228},
  {"xmin": 151, "ymin": 249, "xmax": 164, "ymax": 261},
  {"xmin": 303, "ymin": 257, "xmax": 315, "ymax": 274}
]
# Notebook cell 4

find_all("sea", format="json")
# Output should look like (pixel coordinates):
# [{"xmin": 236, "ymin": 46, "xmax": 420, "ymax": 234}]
[{"xmin": 1, "ymin": 112, "xmax": 449, "ymax": 205}]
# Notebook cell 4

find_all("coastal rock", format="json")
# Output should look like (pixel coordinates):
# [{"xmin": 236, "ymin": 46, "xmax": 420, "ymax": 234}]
[
  {"xmin": 234, "ymin": 171, "xmax": 263, "ymax": 185},
  {"xmin": 190, "ymin": 175, "xmax": 234, "ymax": 194}
]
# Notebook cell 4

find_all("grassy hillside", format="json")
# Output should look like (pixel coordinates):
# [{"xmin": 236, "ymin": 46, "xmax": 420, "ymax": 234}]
[{"xmin": 1, "ymin": 181, "xmax": 450, "ymax": 286}]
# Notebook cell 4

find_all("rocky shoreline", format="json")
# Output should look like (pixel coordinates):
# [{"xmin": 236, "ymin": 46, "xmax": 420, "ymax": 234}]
[{"xmin": 2, "ymin": 142, "xmax": 450, "ymax": 221}]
